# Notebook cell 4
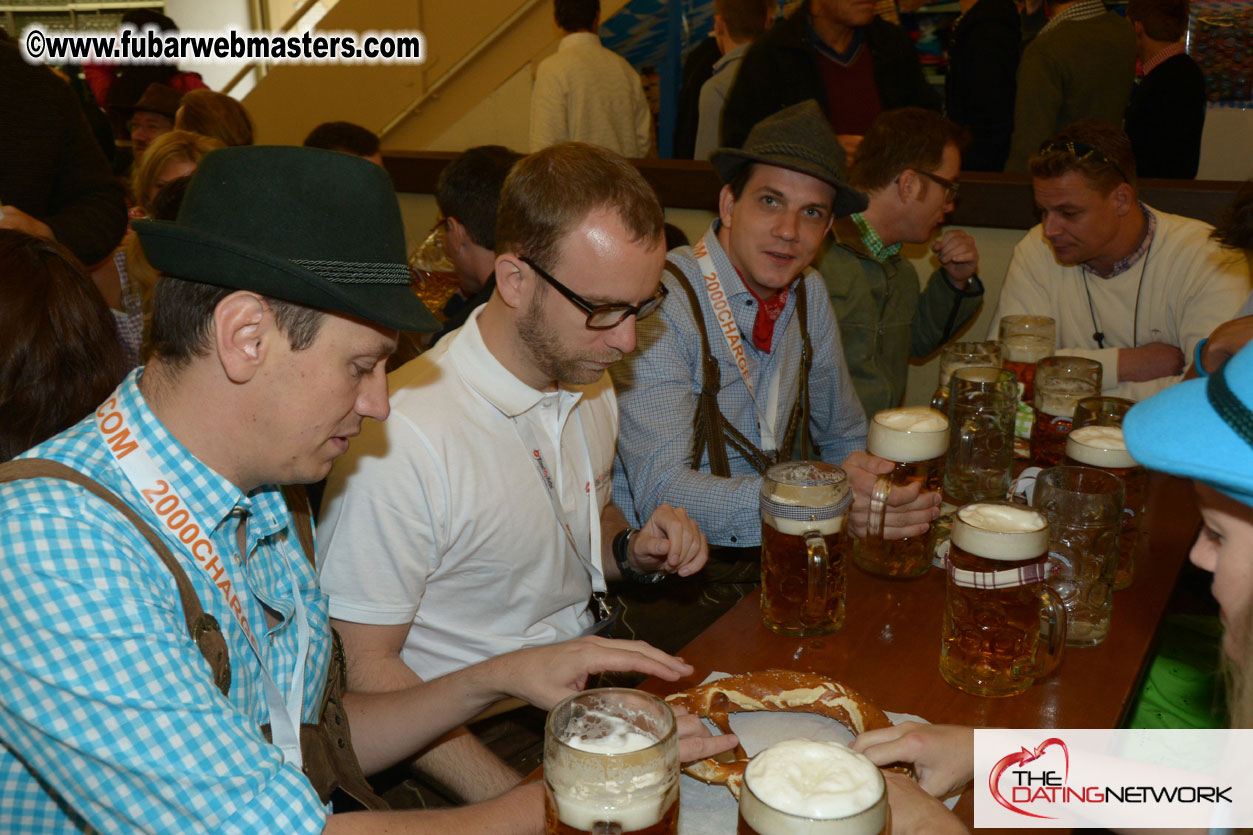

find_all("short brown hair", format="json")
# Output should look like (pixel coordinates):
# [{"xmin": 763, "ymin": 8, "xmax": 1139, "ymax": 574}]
[
  {"xmin": 148, "ymin": 276, "xmax": 326, "ymax": 370},
  {"xmin": 714, "ymin": 0, "xmax": 772, "ymax": 41},
  {"xmin": 1126, "ymin": 0, "xmax": 1190, "ymax": 42},
  {"xmin": 0, "ymin": 231, "xmax": 128, "ymax": 462},
  {"xmin": 175, "ymin": 90, "xmax": 254, "ymax": 147},
  {"xmin": 849, "ymin": 107, "xmax": 967, "ymax": 192},
  {"xmin": 1213, "ymin": 180, "xmax": 1253, "ymax": 252},
  {"xmin": 1029, "ymin": 119, "xmax": 1137, "ymax": 195},
  {"xmin": 496, "ymin": 142, "xmax": 664, "ymax": 270},
  {"xmin": 554, "ymin": 0, "xmax": 599, "ymax": 32}
]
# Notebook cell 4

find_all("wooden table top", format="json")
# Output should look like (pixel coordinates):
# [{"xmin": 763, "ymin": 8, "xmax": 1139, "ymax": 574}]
[{"xmin": 638, "ymin": 473, "xmax": 1200, "ymax": 833}]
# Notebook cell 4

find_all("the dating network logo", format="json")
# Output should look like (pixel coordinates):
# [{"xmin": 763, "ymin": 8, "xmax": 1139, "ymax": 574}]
[{"xmin": 989, "ymin": 737, "xmax": 1071, "ymax": 819}]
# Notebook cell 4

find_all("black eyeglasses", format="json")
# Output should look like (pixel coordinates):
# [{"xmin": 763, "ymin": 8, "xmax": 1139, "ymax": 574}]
[
  {"xmin": 1038, "ymin": 140, "xmax": 1130, "ymax": 184},
  {"xmin": 914, "ymin": 168, "xmax": 960, "ymax": 203},
  {"xmin": 520, "ymin": 256, "xmax": 668, "ymax": 330}
]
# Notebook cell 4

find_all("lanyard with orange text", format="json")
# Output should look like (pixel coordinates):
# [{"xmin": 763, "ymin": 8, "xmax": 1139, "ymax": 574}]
[
  {"xmin": 692, "ymin": 234, "xmax": 784, "ymax": 452},
  {"xmin": 94, "ymin": 387, "xmax": 309, "ymax": 770}
]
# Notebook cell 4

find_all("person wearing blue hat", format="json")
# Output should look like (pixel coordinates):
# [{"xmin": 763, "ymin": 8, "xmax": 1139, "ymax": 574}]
[{"xmin": 0, "ymin": 145, "xmax": 733, "ymax": 832}]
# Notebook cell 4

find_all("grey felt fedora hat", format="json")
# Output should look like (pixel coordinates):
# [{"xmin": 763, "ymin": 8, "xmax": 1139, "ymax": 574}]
[
  {"xmin": 134, "ymin": 145, "xmax": 439, "ymax": 333},
  {"xmin": 710, "ymin": 100, "xmax": 868, "ymax": 217}
]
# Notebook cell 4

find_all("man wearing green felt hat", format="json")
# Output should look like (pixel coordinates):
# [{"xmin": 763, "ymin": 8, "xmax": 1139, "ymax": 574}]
[{"xmin": 0, "ymin": 145, "xmax": 732, "ymax": 832}]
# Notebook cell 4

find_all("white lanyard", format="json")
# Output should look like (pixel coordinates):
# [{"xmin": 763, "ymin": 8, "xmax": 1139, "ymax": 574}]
[
  {"xmin": 512, "ymin": 404, "xmax": 605, "ymax": 594},
  {"xmin": 692, "ymin": 235, "xmax": 785, "ymax": 451},
  {"xmin": 94, "ymin": 389, "xmax": 309, "ymax": 770}
]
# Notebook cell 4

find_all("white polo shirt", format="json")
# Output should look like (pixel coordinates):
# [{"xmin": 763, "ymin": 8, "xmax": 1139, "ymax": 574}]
[{"xmin": 316, "ymin": 309, "xmax": 617, "ymax": 679}]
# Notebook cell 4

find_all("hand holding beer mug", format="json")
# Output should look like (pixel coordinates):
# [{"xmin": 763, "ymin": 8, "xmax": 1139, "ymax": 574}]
[
  {"xmin": 1032, "ymin": 466, "xmax": 1124, "ymax": 647},
  {"xmin": 854, "ymin": 407, "xmax": 948, "ymax": 579},
  {"xmin": 1029, "ymin": 356, "xmax": 1102, "ymax": 467},
  {"xmin": 738, "ymin": 739, "xmax": 889, "ymax": 835},
  {"xmin": 940, "ymin": 503, "xmax": 1067, "ymax": 697},
  {"xmin": 760, "ymin": 462, "xmax": 853, "ymax": 637},
  {"xmin": 930, "ymin": 341, "xmax": 1002, "ymax": 414},
  {"xmin": 1065, "ymin": 397, "xmax": 1145, "ymax": 590},
  {"xmin": 544, "ymin": 688, "xmax": 679, "ymax": 835}
]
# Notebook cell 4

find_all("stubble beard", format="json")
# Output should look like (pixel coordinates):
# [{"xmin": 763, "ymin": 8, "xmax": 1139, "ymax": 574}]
[{"xmin": 516, "ymin": 291, "xmax": 619, "ymax": 387}]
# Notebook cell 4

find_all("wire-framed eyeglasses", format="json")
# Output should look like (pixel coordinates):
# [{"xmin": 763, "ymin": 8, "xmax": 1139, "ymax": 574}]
[{"xmin": 520, "ymin": 256, "xmax": 668, "ymax": 329}]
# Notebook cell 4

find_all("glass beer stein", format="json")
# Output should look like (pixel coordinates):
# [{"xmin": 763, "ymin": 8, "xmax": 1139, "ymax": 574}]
[
  {"xmin": 854, "ymin": 406, "xmax": 948, "ymax": 579},
  {"xmin": 942, "ymin": 367, "xmax": 1018, "ymax": 506},
  {"xmin": 1029, "ymin": 356, "xmax": 1102, "ymax": 467},
  {"xmin": 940, "ymin": 502, "xmax": 1068, "ymax": 697},
  {"xmin": 999, "ymin": 315, "xmax": 1055, "ymax": 455},
  {"xmin": 544, "ymin": 688, "xmax": 679, "ymax": 835},
  {"xmin": 1066, "ymin": 397, "xmax": 1144, "ymax": 590},
  {"xmin": 738, "ymin": 739, "xmax": 889, "ymax": 835},
  {"xmin": 1032, "ymin": 466, "xmax": 1124, "ymax": 648},
  {"xmin": 930, "ymin": 341, "xmax": 1002, "ymax": 414},
  {"xmin": 760, "ymin": 461, "xmax": 853, "ymax": 637}
]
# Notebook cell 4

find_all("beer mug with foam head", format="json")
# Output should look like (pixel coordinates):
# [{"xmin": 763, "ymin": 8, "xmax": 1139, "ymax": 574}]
[
  {"xmin": 738, "ymin": 739, "xmax": 889, "ymax": 835},
  {"xmin": 998, "ymin": 315, "xmax": 1055, "ymax": 403},
  {"xmin": 1032, "ymin": 466, "xmax": 1124, "ymax": 648},
  {"xmin": 943, "ymin": 367, "xmax": 1018, "ymax": 506},
  {"xmin": 940, "ymin": 502, "xmax": 1067, "ymax": 697},
  {"xmin": 931, "ymin": 341, "xmax": 1002, "ymax": 414},
  {"xmin": 854, "ymin": 406, "xmax": 948, "ymax": 579},
  {"xmin": 760, "ymin": 461, "xmax": 853, "ymax": 637},
  {"xmin": 544, "ymin": 688, "xmax": 679, "ymax": 835},
  {"xmin": 1066, "ymin": 397, "xmax": 1144, "ymax": 590},
  {"xmin": 1030, "ymin": 356, "xmax": 1102, "ymax": 467}
]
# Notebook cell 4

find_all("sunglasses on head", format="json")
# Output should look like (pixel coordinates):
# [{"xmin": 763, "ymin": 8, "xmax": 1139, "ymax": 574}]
[{"xmin": 1038, "ymin": 139, "xmax": 1130, "ymax": 184}]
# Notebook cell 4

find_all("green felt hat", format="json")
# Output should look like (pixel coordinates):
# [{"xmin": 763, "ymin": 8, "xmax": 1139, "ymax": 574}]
[
  {"xmin": 134, "ymin": 145, "xmax": 439, "ymax": 333},
  {"xmin": 710, "ymin": 100, "xmax": 868, "ymax": 218}
]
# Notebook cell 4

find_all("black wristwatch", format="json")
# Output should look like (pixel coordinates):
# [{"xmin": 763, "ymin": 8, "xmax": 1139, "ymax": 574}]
[{"xmin": 612, "ymin": 528, "xmax": 665, "ymax": 584}]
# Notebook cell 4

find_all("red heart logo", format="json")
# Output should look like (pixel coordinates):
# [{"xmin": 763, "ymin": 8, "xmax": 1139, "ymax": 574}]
[{"xmin": 989, "ymin": 738, "xmax": 1070, "ymax": 819}]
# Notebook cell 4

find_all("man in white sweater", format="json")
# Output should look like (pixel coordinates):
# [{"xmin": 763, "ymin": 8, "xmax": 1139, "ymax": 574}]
[
  {"xmin": 529, "ymin": 0, "xmax": 652, "ymax": 157},
  {"xmin": 989, "ymin": 119, "xmax": 1249, "ymax": 400}
]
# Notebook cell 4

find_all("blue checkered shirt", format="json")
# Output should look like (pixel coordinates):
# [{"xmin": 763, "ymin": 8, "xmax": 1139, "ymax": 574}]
[
  {"xmin": 0, "ymin": 370, "xmax": 329, "ymax": 832},
  {"xmin": 611, "ymin": 225, "xmax": 868, "ymax": 547}
]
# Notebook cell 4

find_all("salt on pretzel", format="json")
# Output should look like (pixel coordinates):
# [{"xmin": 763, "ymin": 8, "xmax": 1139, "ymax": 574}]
[{"xmin": 665, "ymin": 669, "xmax": 892, "ymax": 798}]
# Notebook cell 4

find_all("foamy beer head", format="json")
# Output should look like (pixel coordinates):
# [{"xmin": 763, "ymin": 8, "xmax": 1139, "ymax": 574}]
[
  {"xmin": 761, "ymin": 461, "xmax": 852, "ymax": 536},
  {"xmin": 545, "ymin": 688, "xmax": 678, "ymax": 833},
  {"xmin": 938, "ymin": 341, "xmax": 1002, "ymax": 386},
  {"xmin": 1066, "ymin": 425, "xmax": 1138, "ymax": 469},
  {"xmin": 868, "ymin": 407, "xmax": 949, "ymax": 463},
  {"xmin": 740, "ymin": 739, "xmax": 887, "ymax": 834},
  {"xmin": 952, "ymin": 503, "xmax": 1050, "ymax": 562}
]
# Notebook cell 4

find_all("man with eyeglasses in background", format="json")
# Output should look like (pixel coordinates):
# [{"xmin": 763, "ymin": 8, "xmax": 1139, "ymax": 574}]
[
  {"xmin": 315, "ymin": 141, "xmax": 708, "ymax": 802},
  {"xmin": 814, "ymin": 107, "xmax": 984, "ymax": 418},
  {"xmin": 989, "ymin": 119, "xmax": 1249, "ymax": 400}
]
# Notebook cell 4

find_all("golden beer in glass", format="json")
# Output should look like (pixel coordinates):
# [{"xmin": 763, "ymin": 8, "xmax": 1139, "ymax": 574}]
[
  {"xmin": 737, "ymin": 739, "xmax": 889, "ymax": 835},
  {"xmin": 544, "ymin": 689, "xmax": 679, "ymax": 835},
  {"xmin": 854, "ymin": 407, "xmax": 948, "ymax": 578},
  {"xmin": 940, "ymin": 503, "xmax": 1067, "ymax": 697},
  {"xmin": 1030, "ymin": 356, "xmax": 1102, "ymax": 467},
  {"xmin": 998, "ymin": 315, "xmax": 1055, "ymax": 404},
  {"xmin": 760, "ymin": 462, "xmax": 852, "ymax": 637},
  {"xmin": 1066, "ymin": 397, "xmax": 1144, "ymax": 589}
]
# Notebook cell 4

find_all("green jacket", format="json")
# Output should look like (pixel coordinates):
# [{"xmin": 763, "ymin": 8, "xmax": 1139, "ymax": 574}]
[
  {"xmin": 1004, "ymin": 11, "xmax": 1136, "ymax": 173},
  {"xmin": 816, "ymin": 217, "xmax": 984, "ymax": 417}
]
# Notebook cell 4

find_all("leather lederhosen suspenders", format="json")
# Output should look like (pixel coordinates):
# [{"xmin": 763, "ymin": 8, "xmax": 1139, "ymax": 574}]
[
  {"xmin": 664, "ymin": 263, "xmax": 817, "ymax": 477},
  {"xmin": 0, "ymin": 459, "xmax": 387, "ymax": 810}
]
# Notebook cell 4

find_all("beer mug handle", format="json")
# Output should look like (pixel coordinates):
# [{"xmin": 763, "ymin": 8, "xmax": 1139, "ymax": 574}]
[
  {"xmin": 803, "ymin": 530, "xmax": 829, "ymax": 623},
  {"xmin": 1016, "ymin": 584, "xmax": 1068, "ymax": 680},
  {"xmin": 592, "ymin": 824, "xmax": 623, "ymax": 834},
  {"xmin": 867, "ymin": 473, "xmax": 892, "ymax": 540}
]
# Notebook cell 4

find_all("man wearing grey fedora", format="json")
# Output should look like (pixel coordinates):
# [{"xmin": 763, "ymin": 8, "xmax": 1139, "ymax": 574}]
[
  {"xmin": 0, "ymin": 146, "xmax": 732, "ymax": 832},
  {"xmin": 611, "ymin": 101, "xmax": 941, "ymax": 626}
]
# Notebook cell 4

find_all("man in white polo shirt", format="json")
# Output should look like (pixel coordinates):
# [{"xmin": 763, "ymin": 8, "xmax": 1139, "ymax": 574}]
[{"xmin": 316, "ymin": 143, "xmax": 707, "ymax": 690}]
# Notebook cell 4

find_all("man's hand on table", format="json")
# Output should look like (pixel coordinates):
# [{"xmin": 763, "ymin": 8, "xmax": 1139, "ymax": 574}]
[
  {"xmin": 852, "ymin": 722, "xmax": 974, "ymax": 798},
  {"xmin": 1199, "ymin": 315, "xmax": 1253, "ymax": 375},
  {"xmin": 882, "ymin": 771, "xmax": 970, "ymax": 835},
  {"xmin": 631, "ymin": 504, "xmax": 708, "ymax": 577},
  {"xmin": 842, "ymin": 451, "xmax": 941, "ymax": 540}
]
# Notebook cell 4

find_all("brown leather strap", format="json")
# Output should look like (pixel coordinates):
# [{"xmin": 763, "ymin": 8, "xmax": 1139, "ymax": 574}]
[
  {"xmin": 281, "ymin": 484, "xmax": 316, "ymax": 567},
  {"xmin": 0, "ymin": 458, "xmax": 232, "ymax": 696}
]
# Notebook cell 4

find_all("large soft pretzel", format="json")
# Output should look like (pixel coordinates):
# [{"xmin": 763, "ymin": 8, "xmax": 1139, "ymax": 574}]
[{"xmin": 666, "ymin": 670, "xmax": 892, "ymax": 798}]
